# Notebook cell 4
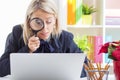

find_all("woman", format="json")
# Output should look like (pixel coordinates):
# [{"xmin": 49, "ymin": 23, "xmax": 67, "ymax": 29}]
[{"xmin": 0, "ymin": 0, "xmax": 86, "ymax": 77}]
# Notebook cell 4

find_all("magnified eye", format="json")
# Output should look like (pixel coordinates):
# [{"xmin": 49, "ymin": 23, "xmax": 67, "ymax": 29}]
[
  {"xmin": 30, "ymin": 18, "xmax": 44, "ymax": 31},
  {"xmin": 35, "ymin": 19, "xmax": 43, "ymax": 26}
]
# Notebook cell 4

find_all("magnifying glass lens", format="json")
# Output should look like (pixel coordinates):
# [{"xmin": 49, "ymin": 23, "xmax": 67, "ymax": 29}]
[{"xmin": 30, "ymin": 18, "xmax": 44, "ymax": 31}]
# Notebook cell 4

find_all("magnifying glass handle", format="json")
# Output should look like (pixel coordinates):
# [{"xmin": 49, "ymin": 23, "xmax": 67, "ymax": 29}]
[
  {"xmin": 35, "ymin": 33, "xmax": 37, "ymax": 37},
  {"xmin": 33, "ymin": 31, "xmax": 38, "ymax": 37}
]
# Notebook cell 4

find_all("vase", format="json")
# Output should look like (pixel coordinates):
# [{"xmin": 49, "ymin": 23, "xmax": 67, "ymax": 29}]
[
  {"xmin": 113, "ymin": 60, "xmax": 120, "ymax": 80},
  {"xmin": 82, "ymin": 15, "xmax": 92, "ymax": 25}
]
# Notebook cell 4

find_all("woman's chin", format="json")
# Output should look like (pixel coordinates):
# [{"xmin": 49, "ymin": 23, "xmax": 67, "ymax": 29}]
[
  {"xmin": 38, "ymin": 33, "xmax": 50, "ymax": 40},
  {"xmin": 40, "ymin": 36, "xmax": 49, "ymax": 40}
]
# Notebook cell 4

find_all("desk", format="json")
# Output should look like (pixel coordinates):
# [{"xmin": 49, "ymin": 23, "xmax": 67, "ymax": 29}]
[
  {"xmin": 0, "ymin": 76, "xmax": 87, "ymax": 80},
  {"xmin": 0, "ymin": 75, "xmax": 115, "ymax": 80},
  {"xmin": 0, "ymin": 75, "xmax": 10, "ymax": 80}
]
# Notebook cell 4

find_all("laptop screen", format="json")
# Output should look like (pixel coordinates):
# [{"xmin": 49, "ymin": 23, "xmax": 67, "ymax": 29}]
[{"xmin": 10, "ymin": 53, "xmax": 86, "ymax": 80}]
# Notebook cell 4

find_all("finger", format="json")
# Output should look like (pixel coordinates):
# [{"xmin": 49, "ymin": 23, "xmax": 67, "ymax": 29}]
[
  {"xmin": 29, "ymin": 40, "xmax": 40, "ymax": 44},
  {"xmin": 29, "ymin": 44, "xmax": 39, "ymax": 52},
  {"xmin": 29, "ymin": 41, "xmax": 40, "ymax": 47},
  {"xmin": 29, "ymin": 36, "xmax": 40, "ymax": 44},
  {"xmin": 29, "ymin": 36, "xmax": 39, "ymax": 42}
]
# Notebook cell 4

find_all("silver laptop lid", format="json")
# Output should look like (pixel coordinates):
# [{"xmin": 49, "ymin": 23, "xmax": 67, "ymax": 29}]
[{"xmin": 10, "ymin": 53, "xmax": 86, "ymax": 80}]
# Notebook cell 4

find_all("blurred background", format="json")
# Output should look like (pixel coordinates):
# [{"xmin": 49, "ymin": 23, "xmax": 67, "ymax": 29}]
[{"xmin": 0, "ymin": 0, "xmax": 31, "ymax": 56}]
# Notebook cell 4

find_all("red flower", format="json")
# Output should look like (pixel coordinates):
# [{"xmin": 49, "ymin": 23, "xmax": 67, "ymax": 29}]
[
  {"xmin": 98, "ymin": 42, "xmax": 109, "ymax": 54},
  {"xmin": 99, "ymin": 41, "xmax": 120, "ymax": 61},
  {"xmin": 112, "ymin": 48, "xmax": 120, "ymax": 61}
]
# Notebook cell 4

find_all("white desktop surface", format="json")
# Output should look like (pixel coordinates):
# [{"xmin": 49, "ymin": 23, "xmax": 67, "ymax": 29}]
[
  {"xmin": 0, "ymin": 75, "xmax": 10, "ymax": 80},
  {"xmin": 0, "ymin": 75, "xmax": 87, "ymax": 80},
  {"xmin": 0, "ymin": 75, "xmax": 115, "ymax": 80}
]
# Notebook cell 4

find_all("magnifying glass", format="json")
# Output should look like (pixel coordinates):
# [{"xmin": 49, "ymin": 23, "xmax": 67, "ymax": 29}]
[{"xmin": 30, "ymin": 18, "xmax": 44, "ymax": 36}]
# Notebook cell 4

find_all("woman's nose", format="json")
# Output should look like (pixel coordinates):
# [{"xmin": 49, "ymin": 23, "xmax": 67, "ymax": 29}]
[{"xmin": 42, "ymin": 23, "xmax": 48, "ymax": 31}]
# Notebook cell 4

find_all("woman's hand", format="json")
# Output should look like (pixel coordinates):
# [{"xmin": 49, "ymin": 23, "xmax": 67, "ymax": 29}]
[{"xmin": 28, "ymin": 36, "xmax": 40, "ymax": 53}]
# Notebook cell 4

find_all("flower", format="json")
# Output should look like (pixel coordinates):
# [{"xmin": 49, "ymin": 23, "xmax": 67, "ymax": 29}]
[{"xmin": 99, "ymin": 41, "xmax": 120, "ymax": 61}]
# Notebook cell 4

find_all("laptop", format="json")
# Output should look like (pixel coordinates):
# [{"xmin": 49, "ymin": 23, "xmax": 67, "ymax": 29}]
[{"xmin": 10, "ymin": 53, "xmax": 86, "ymax": 80}]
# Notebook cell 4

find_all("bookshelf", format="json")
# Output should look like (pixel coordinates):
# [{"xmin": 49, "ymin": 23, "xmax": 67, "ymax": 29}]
[
  {"xmin": 56, "ymin": 0, "xmax": 120, "ymax": 76},
  {"xmin": 62, "ymin": 0, "xmax": 104, "ymax": 63},
  {"xmin": 105, "ymin": 0, "xmax": 120, "ymax": 41},
  {"xmin": 104, "ymin": 0, "xmax": 120, "ymax": 65},
  {"xmin": 66, "ymin": 0, "xmax": 104, "ymax": 37},
  {"xmin": 57, "ymin": 0, "xmax": 120, "ymax": 64},
  {"xmin": 103, "ymin": 0, "xmax": 120, "ymax": 75}
]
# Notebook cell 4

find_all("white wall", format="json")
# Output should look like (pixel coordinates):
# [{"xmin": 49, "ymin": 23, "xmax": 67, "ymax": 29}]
[
  {"xmin": 0, "ymin": 0, "xmax": 31, "ymax": 56},
  {"xmin": 58, "ymin": 0, "xmax": 67, "ymax": 30},
  {"xmin": 106, "ymin": 0, "xmax": 120, "ymax": 9}
]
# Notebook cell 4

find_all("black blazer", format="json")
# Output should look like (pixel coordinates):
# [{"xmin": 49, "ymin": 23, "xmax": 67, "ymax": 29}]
[{"xmin": 0, "ymin": 25, "xmax": 86, "ymax": 77}]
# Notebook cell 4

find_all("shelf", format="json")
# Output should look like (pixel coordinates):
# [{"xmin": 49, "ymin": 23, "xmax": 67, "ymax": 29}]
[
  {"xmin": 67, "ymin": 27, "xmax": 103, "ymax": 37},
  {"xmin": 104, "ymin": 25, "xmax": 120, "ymax": 28},
  {"xmin": 67, "ymin": 25, "xmax": 103, "ymax": 28}
]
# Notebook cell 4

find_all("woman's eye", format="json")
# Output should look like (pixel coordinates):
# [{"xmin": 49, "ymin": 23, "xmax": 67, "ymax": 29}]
[{"xmin": 46, "ymin": 20, "xmax": 52, "ymax": 24}]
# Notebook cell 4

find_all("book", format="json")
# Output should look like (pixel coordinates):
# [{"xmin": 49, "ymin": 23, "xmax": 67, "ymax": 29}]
[
  {"xmin": 106, "ymin": 16, "xmax": 120, "ymax": 25},
  {"xmin": 76, "ymin": 0, "xmax": 82, "ymax": 24},
  {"xmin": 87, "ymin": 35, "xmax": 95, "ymax": 62},
  {"xmin": 94, "ymin": 36, "xmax": 103, "ymax": 63},
  {"xmin": 67, "ymin": 0, "xmax": 76, "ymax": 25}
]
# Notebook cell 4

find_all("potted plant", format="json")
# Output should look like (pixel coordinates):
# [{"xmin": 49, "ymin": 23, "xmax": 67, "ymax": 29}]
[
  {"xmin": 82, "ymin": 4, "xmax": 96, "ymax": 25},
  {"xmin": 74, "ymin": 35, "xmax": 91, "ymax": 54}
]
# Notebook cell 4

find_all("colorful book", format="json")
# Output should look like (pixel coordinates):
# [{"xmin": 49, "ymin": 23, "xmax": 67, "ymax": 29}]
[
  {"xmin": 106, "ymin": 16, "xmax": 120, "ymax": 25},
  {"xmin": 87, "ymin": 36, "xmax": 95, "ymax": 62},
  {"xmin": 76, "ymin": 0, "xmax": 82, "ymax": 24},
  {"xmin": 94, "ymin": 36, "xmax": 103, "ymax": 63},
  {"xmin": 67, "ymin": 0, "xmax": 76, "ymax": 25}
]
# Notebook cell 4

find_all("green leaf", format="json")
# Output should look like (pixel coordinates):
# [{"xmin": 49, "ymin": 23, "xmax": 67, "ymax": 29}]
[
  {"xmin": 74, "ymin": 35, "xmax": 91, "ymax": 53},
  {"xmin": 108, "ymin": 46, "xmax": 116, "ymax": 60},
  {"xmin": 82, "ymin": 4, "xmax": 97, "ymax": 15}
]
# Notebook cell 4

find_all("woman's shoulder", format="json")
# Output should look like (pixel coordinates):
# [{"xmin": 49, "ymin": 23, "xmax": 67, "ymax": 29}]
[
  {"xmin": 58, "ymin": 30, "xmax": 74, "ymax": 42},
  {"xmin": 11, "ymin": 24, "xmax": 23, "ymax": 39},
  {"xmin": 60, "ymin": 30, "xmax": 73, "ymax": 38},
  {"xmin": 12, "ymin": 24, "xmax": 23, "ymax": 32}
]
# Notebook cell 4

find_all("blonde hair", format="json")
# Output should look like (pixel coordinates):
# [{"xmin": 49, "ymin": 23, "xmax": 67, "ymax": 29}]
[{"xmin": 22, "ymin": 0, "xmax": 61, "ymax": 45}]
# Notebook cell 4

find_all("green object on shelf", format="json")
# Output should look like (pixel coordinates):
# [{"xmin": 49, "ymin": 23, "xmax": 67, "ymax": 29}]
[
  {"xmin": 82, "ymin": 4, "xmax": 96, "ymax": 25},
  {"xmin": 74, "ymin": 35, "xmax": 91, "ymax": 54},
  {"xmin": 82, "ymin": 15, "xmax": 92, "ymax": 25},
  {"xmin": 82, "ymin": 4, "xmax": 96, "ymax": 15},
  {"xmin": 76, "ymin": 0, "xmax": 82, "ymax": 23}
]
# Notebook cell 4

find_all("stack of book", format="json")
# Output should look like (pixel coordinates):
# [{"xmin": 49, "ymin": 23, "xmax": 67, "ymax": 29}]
[
  {"xmin": 87, "ymin": 35, "xmax": 103, "ymax": 63},
  {"xmin": 67, "ymin": 0, "xmax": 82, "ymax": 25},
  {"xmin": 106, "ymin": 16, "xmax": 120, "ymax": 25}
]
